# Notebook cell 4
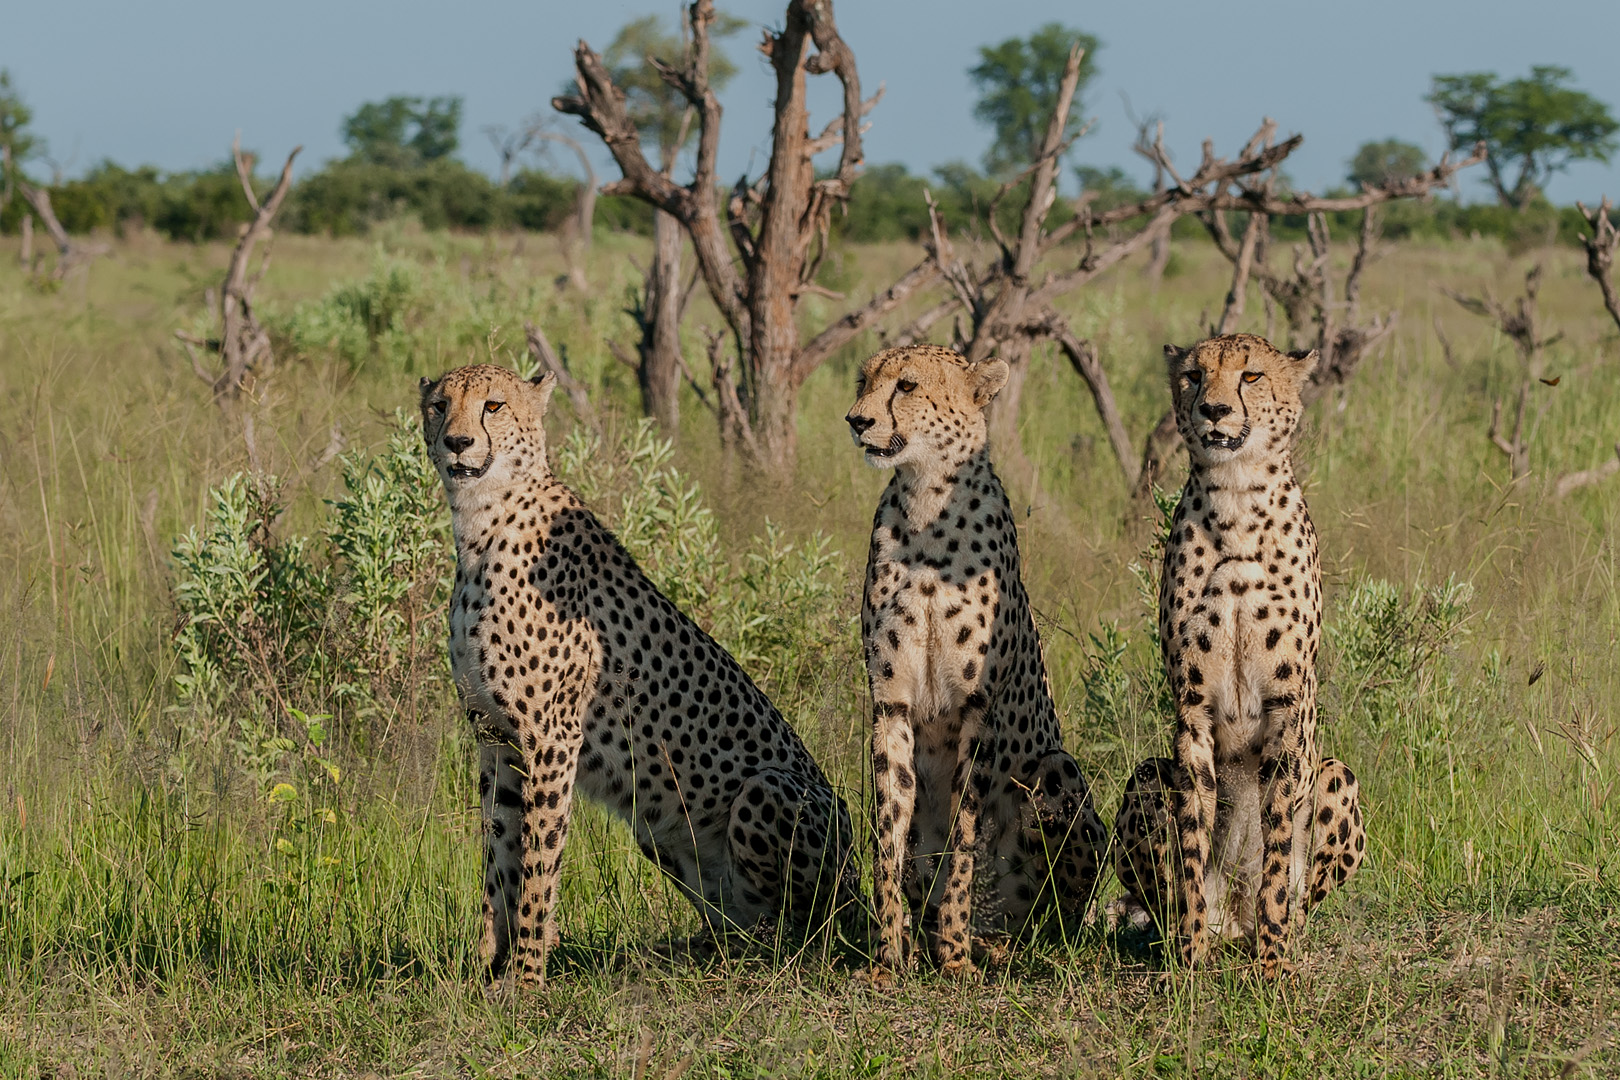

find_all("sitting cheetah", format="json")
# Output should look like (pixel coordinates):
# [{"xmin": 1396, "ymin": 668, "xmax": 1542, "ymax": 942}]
[
  {"xmin": 846, "ymin": 344, "xmax": 1107, "ymax": 979},
  {"xmin": 1111, "ymin": 333, "xmax": 1365, "ymax": 979},
  {"xmin": 421, "ymin": 364, "xmax": 858, "ymax": 988}
]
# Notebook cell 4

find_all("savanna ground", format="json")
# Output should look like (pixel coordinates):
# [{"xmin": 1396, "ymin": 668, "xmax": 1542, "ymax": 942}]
[{"xmin": 0, "ymin": 220, "xmax": 1617, "ymax": 1078}]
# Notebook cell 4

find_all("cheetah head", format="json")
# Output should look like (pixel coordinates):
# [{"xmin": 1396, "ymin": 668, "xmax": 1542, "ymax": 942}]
[
  {"xmin": 844, "ymin": 344, "xmax": 1009, "ymax": 471},
  {"xmin": 1165, "ymin": 334, "xmax": 1317, "ymax": 466},
  {"xmin": 419, "ymin": 364, "xmax": 557, "ymax": 493}
]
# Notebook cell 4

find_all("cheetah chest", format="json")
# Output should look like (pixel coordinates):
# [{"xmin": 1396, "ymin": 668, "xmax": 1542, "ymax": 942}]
[{"xmin": 448, "ymin": 540, "xmax": 595, "ymax": 731}]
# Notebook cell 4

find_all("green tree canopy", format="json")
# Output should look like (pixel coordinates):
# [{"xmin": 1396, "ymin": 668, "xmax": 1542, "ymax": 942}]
[
  {"xmin": 602, "ymin": 12, "xmax": 746, "ymax": 171},
  {"xmin": 1346, "ymin": 138, "xmax": 1428, "ymax": 189},
  {"xmin": 0, "ymin": 68, "xmax": 42, "ymax": 199},
  {"xmin": 969, "ymin": 23, "xmax": 1099, "ymax": 177},
  {"xmin": 341, "ymin": 96, "xmax": 464, "ymax": 168},
  {"xmin": 1427, "ymin": 66, "xmax": 1618, "ymax": 209}
]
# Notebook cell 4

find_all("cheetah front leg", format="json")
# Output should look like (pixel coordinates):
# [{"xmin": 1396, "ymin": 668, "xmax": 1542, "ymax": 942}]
[
  {"xmin": 933, "ymin": 715, "xmax": 988, "ymax": 979},
  {"xmin": 871, "ymin": 702, "xmax": 917, "ymax": 975},
  {"xmin": 1255, "ymin": 716, "xmax": 1304, "ymax": 979},
  {"xmin": 1173, "ymin": 711, "xmax": 1219, "ymax": 967},
  {"xmin": 477, "ymin": 732, "xmax": 526, "ymax": 982},
  {"xmin": 510, "ymin": 714, "xmax": 584, "ymax": 989}
]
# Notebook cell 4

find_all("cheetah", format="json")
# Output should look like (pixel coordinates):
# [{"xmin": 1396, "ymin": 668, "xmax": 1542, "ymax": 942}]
[
  {"xmin": 846, "ymin": 344, "xmax": 1107, "ymax": 980},
  {"xmin": 1111, "ymin": 333, "xmax": 1365, "ymax": 979},
  {"xmin": 421, "ymin": 364, "xmax": 859, "ymax": 989}
]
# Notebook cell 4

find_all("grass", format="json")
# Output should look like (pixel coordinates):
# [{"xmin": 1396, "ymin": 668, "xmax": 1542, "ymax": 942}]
[{"xmin": 0, "ymin": 219, "xmax": 1617, "ymax": 1077}]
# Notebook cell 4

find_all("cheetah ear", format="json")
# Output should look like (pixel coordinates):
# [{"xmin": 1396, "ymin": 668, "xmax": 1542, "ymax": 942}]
[
  {"xmin": 418, "ymin": 375, "xmax": 439, "ymax": 406},
  {"xmin": 1163, "ymin": 344, "xmax": 1189, "ymax": 366},
  {"xmin": 528, "ymin": 370, "xmax": 559, "ymax": 414},
  {"xmin": 1286, "ymin": 348, "xmax": 1319, "ymax": 380},
  {"xmin": 970, "ymin": 359, "xmax": 1010, "ymax": 407}
]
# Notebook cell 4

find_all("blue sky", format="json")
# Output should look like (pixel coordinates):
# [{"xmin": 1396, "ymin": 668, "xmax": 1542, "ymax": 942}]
[{"xmin": 8, "ymin": 0, "xmax": 1619, "ymax": 204}]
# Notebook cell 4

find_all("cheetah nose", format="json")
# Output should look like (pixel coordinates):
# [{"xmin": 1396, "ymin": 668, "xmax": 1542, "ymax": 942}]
[
  {"xmin": 1198, "ymin": 402, "xmax": 1233, "ymax": 422},
  {"xmin": 443, "ymin": 434, "xmax": 475, "ymax": 453},
  {"xmin": 846, "ymin": 413, "xmax": 875, "ymax": 436}
]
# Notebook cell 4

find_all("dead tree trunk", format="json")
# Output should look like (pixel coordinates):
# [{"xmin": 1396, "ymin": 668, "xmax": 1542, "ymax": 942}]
[
  {"xmin": 178, "ymin": 137, "xmax": 301, "ymax": 404},
  {"xmin": 607, "ymin": 116, "xmax": 696, "ymax": 435},
  {"xmin": 555, "ymin": 0, "xmax": 934, "ymax": 473},
  {"xmin": 14, "ymin": 180, "xmax": 106, "ymax": 281},
  {"xmin": 1442, "ymin": 264, "xmax": 1560, "ymax": 483},
  {"xmin": 1576, "ymin": 198, "xmax": 1620, "ymax": 335}
]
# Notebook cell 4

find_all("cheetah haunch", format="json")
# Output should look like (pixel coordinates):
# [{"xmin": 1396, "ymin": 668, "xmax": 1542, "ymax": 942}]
[
  {"xmin": 422, "ymin": 364, "xmax": 858, "ymax": 989},
  {"xmin": 846, "ymin": 344, "xmax": 1106, "ymax": 980},
  {"xmin": 1111, "ymin": 334, "xmax": 1365, "ymax": 979}
]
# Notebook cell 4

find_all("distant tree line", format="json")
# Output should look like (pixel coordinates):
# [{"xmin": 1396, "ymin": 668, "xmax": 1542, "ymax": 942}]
[{"xmin": 0, "ymin": 47, "xmax": 1613, "ymax": 252}]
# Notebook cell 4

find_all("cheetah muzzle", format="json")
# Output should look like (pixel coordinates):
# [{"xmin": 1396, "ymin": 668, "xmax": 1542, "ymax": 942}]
[{"xmin": 421, "ymin": 362, "xmax": 861, "ymax": 992}]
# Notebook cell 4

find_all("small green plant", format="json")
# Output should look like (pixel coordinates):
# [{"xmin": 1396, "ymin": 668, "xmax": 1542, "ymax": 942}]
[
  {"xmin": 169, "ymin": 412, "xmax": 451, "ymax": 786},
  {"xmin": 277, "ymin": 251, "xmax": 427, "ymax": 371}
]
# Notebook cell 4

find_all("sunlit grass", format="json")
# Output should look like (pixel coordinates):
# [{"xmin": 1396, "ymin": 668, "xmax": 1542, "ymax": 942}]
[{"xmin": 0, "ymin": 225, "xmax": 1616, "ymax": 1077}]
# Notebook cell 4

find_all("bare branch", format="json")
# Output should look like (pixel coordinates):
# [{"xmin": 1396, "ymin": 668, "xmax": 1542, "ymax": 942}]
[
  {"xmin": 1033, "ymin": 311, "xmax": 1138, "ymax": 487},
  {"xmin": 1575, "ymin": 197, "xmax": 1620, "ymax": 334},
  {"xmin": 526, "ymin": 322, "xmax": 601, "ymax": 433},
  {"xmin": 232, "ymin": 132, "xmax": 260, "ymax": 213},
  {"xmin": 1555, "ymin": 442, "xmax": 1620, "ymax": 498},
  {"xmin": 1214, "ymin": 210, "xmax": 1263, "ymax": 335},
  {"xmin": 795, "ymin": 257, "xmax": 939, "ymax": 380}
]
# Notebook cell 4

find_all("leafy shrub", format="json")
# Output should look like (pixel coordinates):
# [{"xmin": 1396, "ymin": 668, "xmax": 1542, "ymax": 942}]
[
  {"xmin": 170, "ymin": 413, "xmax": 451, "ymax": 785},
  {"xmin": 276, "ymin": 253, "xmax": 426, "ymax": 372},
  {"xmin": 1323, "ymin": 575, "xmax": 1474, "ymax": 752}
]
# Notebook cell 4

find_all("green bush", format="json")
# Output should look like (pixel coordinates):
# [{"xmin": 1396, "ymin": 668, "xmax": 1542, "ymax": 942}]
[
  {"xmin": 274, "ymin": 253, "xmax": 427, "ymax": 372},
  {"xmin": 169, "ymin": 413, "xmax": 450, "ymax": 785},
  {"xmin": 555, "ymin": 419, "xmax": 849, "ymax": 702}
]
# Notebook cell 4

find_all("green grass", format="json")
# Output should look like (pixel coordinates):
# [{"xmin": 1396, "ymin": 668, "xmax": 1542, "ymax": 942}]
[{"xmin": 0, "ymin": 222, "xmax": 1617, "ymax": 1077}]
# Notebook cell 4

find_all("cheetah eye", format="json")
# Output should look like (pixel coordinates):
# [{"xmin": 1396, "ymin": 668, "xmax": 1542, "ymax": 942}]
[
  {"xmin": 1242, "ymin": 371, "xmax": 1263, "ymax": 384},
  {"xmin": 1183, "ymin": 370, "xmax": 1202, "ymax": 386},
  {"xmin": 429, "ymin": 401, "xmax": 446, "ymax": 416},
  {"xmin": 484, "ymin": 401, "xmax": 504, "ymax": 414},
  {"xmin": 896, "ymin": 379, "xmax": 917, "ymax": 394}
]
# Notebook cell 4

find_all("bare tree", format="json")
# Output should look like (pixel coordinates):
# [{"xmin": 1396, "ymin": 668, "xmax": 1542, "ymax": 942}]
[
  {"xmin": 483, "ymin": 124, "xmax": 535, "ymax": 188},
  {"xmin": 530, "ymin": 124, "xmax": 598, "ymax": 292},
  {"xmin": 912, "ymin": 58, "xmax": 1323, "ymax": 488},
  {"xmin": 178, "ymin": 136, "xmax": 301, "ymax": 404},
  {"xmin": 1128, "ymin": 134, "xmax": 1487, "ymax": 497},
  {"xmin": 555, "ymin": 0, "xmax": 935, "ymax": 471},
  {"xmin": 1576, "ymin": 197, "xmax": 1620, "ymax": 335},
  {"xmin": 8, "ymin": 158, "xmax": 107, "ymax": 281},
  {"xmin": 1442, "ymin": 264, "xmax": 1560, "ymax": 482}
]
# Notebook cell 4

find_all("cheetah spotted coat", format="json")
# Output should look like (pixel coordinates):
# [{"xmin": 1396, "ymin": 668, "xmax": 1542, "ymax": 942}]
[
  {"xmin": 1111, "ymin": 334, "xmax": 1365, "ymax": 978},
  {"xmin": 421, "ymin": 364, "xmax": 858, "ymax": 988},
  {"xmin": 846, "ymin": 344, "xmax": 1106, "ymax": 979}
]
